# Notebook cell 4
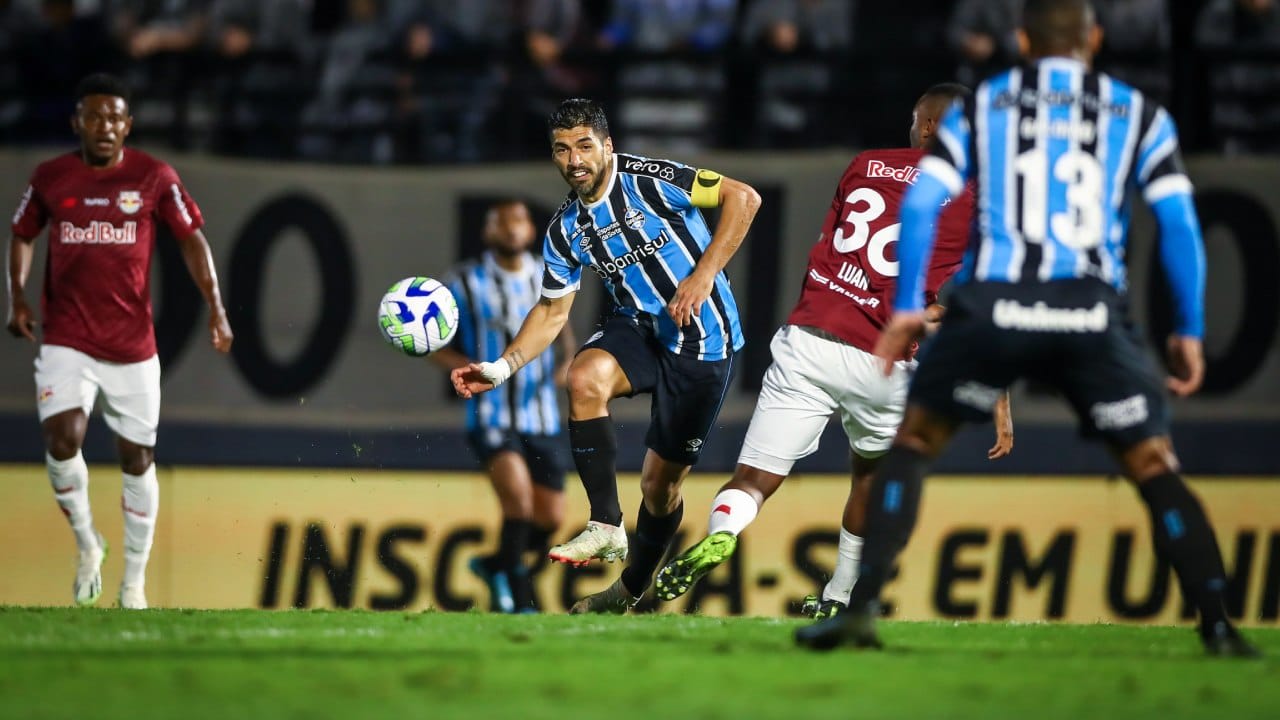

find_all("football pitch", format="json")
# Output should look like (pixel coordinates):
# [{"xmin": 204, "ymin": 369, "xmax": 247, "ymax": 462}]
[{"xmin": 1, "ymin": 608, "xmax": 1275, "ymax": 720}]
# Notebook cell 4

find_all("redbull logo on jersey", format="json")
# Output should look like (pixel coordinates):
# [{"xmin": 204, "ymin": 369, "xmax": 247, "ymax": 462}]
[
  {"xmin": 592, "ymin": 232, "xmax": 669, "ymax": 278},
  {"xmin": 59, "ymin": 221, "xmax": 138, "ymax": 244},
  {"xmin": 865, "ymin": 160, "xmax": 920, "ymax": 185},
  {"xmin": 117, "ymin": 190, "xmax": 142, "ymax": 215}
]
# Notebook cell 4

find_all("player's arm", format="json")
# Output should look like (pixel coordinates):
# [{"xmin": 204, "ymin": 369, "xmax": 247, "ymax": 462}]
[
  {"xmin": 875, "ymin": 101, "xmax": 972, "ymax": 374},
  {"xmin": 429, "ymin": 275, "xmax": 475, "ymax": 371},
  {"xmin": 451, "ymin": 292, "xmax": 576, "ymax": 398},
  {"xmin": 175, "ymin": 229, "xmax": 233, "ymax": 353},
  {"xmin": 6, "ymin": 233, "xmax": 37, "ymax": 341},
  {"xmin": 1137, "ymin": 108, "xmax": 1206, "ymax": 397},
  {"xmin": 667, "ymin": 173, "xmax": 761, "ymax": 327}
]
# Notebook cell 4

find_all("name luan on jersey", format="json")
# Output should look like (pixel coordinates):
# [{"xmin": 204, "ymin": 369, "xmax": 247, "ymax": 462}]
[{"xmin": 541, "ymin": 153, "xmax": 745, "ymax": 362}]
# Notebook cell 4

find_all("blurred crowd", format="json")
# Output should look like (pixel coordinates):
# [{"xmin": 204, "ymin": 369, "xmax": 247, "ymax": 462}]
[{"xmin": 1, "ymin": 0, "xmax": 1278, "ymax": 162}]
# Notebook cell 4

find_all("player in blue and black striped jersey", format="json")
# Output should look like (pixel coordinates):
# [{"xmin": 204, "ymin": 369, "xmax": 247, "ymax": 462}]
[
  {"xmin": 431, "ymin": 199, "xmax": 574, "ymax": 614},
  {"xmin": 452, "ymin": 98, "xmax": 761, "ymax": 614},
  {"xmin": 798, "ymin": 0, "xmax": 1257, "ymax": 657}
]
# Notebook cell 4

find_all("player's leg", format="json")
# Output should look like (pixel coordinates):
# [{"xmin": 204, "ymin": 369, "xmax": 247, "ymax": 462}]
[
  {"xmin": 519, "ymin": 434, "xmax": 566, "ymax": 612},
  {"xmin": 571, "ymin": 347, "xmax": 735, "ymax": 613},
  {"xmin": 658, "ymin": 327, "xmax": 840, "ymax": 600},
  {"xmin": 1070, "ymin": 322, "xmax": 1257, "ymax": 657},
  {"xmin": 473, "ymin": 442, "xmax": 534, "ymax": 613},
  {"xmin": 99, "ymin": 354, "xmax": 161, "ymax": 609},
  {"xmin": 35, "ymin": 345, "xmax": 106, "ymax": 606},
  {"xmin": 806, "ymin": 343, "xmax": 913, "ymax": 617},
  {"xmin": 1112, "ymin": 437, "xmax": 1253, "ymax": 656},
  {"xmin": 801, "ymin": 452, "xmax": 877, "ymax": 619},
  {"xmin": 551, "ymin": 319, "xmax": 657, "ymax": 565},
  {"xmin": 797, "ymin": 290, "xmax": 1008, "ymax": 649}
]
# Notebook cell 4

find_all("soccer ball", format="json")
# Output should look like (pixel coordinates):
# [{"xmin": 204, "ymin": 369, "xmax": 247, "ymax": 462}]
[{"xmin": 377, "ymin": 277, "xmax": 459, "ymax": 356}]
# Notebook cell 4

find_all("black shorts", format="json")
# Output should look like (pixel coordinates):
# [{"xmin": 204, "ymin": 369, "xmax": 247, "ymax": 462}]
[
  {"xmin": 909, "ymin": 279, "xmax": 1170, "ymax": 449},
  {"xmin": 580, "ymin": 315, "xmax": 737, "ymax": 466},
  {"xmin": 466, "ymin": 429, "xmax": 566, "ymax": 491}
]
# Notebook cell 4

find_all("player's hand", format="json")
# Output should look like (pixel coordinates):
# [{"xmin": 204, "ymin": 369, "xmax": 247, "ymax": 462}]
[
  {"xmin": 209, "ymin": 310, "xmax": 233, "ymax": 353},
  {"xmin": 452, "ymin": 364, "xmax": 495, "ymax": 399},
  {"xmin": 872, "ymin": 311, "xmax": 927, "ymax": 376},
  {"xmin": 988, "ymin": 391, "xmax": 1014, "ymax": 459},
  {"xmin": 5, "ymin": 299, "xmax": 36, "ymax": 342},
  {"xmin": 1165, "ymin": 335, "xmax": 1204, "ymax": 397},
  {"xmin": 667, "ymin": 270, "xmax": 714, "ymax": 328}
]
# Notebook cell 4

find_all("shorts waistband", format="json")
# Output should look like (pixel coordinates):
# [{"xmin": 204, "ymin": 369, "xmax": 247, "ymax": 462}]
[{"xmin": 793, "ymin": 325, "xmax": 854, "ymax": 347}]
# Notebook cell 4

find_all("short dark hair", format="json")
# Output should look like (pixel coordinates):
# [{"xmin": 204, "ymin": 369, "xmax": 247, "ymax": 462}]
[
  {"xmin": 548, "ymin": 98, "xmax": 609, "ymax": 140},
  {"xmin": 1022, "ymin": 0, "xmax": 1094, "ymax": 53},
  {"xmin": 74, "ymin": 73, "xmax": 131, "ymax": 106},
  {"xmin": 920, "ymin": 82, "xmax": 972, "ymax": 106}
]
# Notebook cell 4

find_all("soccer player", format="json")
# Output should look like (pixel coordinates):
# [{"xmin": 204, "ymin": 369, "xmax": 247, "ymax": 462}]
[
  {"xmin": 452, "ymin": 98, "xmax": 760, "ymax": 614},
  {"xmin": 6, "ymin": 73, "xmax": 233, "ymax": 609},
  {"xmin": 652, "ymin": 84, "xmax": 1014, "ymax": 614},
  {"xmin": 796, "ymin": 0, "xmax": 1258, "ymax": 657},
  {"xmin": 430, "ymin": 199, "xmax": 572, "ymax": 613}
]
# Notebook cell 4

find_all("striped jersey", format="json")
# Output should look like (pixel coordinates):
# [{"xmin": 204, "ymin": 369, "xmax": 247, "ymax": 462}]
[
  {"xmin": 917, "ymin": 58, "xmax": 1194, "ymax": 292},
  {"xmin": 445, "ymin": 251, "xmax": 560, "ymax": 434},
  {"xmin": 541, "ymin": 153, "xmax": 745, "ymax": 361}
]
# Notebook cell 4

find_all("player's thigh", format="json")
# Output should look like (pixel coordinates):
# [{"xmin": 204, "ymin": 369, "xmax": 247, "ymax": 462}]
[
  {"xmin": 837, "ymin": 342, "xmax": 912, "ymax": 458},
  {"xmin": 645, "ymin": 348, "xmax": 737, "ymax": 466},
  {"xmin": 96, "ymin": 354, "xmax": 160, "ymax": 448},
  {"xmin": 34, "ymin": 344, "xmax": 99, "ymax": 427},
  {"xmin": 575, "ymin": 317, "xmax": 658, "ymax": 397},
  {"xmin": 738, "ymin": 327, "xmax": 840, "ymax": 476},
  {"xmin": 1057, "ymin": 322, "xmax": 1170, "ymax": 451}
]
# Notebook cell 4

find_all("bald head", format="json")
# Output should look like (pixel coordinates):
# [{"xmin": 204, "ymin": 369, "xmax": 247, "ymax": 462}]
[{"xmin": 1020, "ymin": 0, "xmax": 1101, "ymax": 62}]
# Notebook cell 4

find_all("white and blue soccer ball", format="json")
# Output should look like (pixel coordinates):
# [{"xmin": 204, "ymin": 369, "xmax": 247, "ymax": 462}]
[{"xmin": 377, "ymin": 276, "xmax": 459, "ymax": 356}]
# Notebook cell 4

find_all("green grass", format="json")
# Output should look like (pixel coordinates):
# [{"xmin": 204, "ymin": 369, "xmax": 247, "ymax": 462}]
[{"xmin": 0, "ymin": 608, "xmax": 1276, "ymax": 720}]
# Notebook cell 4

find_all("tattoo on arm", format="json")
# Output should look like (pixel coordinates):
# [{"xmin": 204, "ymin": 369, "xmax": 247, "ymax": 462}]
[{"xmin": 506, "ymin": 349, "xmax": 526, "ymax": 371}]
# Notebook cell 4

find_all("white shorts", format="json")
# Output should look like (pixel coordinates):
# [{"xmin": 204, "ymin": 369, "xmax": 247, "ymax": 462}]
[
  {"xmin": 34, "ymin": 344, "xmax": 161, "ymax": 447},
  {"xmin": 737, "ymin": 325, "xmax": 913, "ymax": 476}
]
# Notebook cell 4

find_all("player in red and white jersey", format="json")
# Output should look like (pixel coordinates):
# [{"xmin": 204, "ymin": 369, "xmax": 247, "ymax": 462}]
[
  {"xmin": 654, "ymin": 84, "xmax": 1014, "ymax": 610},
  {"xmin": 5, "ymin": 74, "xmax": 233, "ymax": 609}
]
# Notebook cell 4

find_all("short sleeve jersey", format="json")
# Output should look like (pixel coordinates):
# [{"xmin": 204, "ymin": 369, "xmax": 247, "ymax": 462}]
[
  {"xmin": 11, "ymin": 149, "xmax": 204, "ymax": 362},
  {"xmin": 540, "ymin": 153, "xmax": 744, "ymax": 361},
  {"xmin": 786, "ymin": 147, "xmax": 974, "ymax": 354}
]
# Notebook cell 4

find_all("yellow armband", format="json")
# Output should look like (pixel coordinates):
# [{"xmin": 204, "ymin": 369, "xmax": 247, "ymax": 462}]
[{"xmin": 690, "ymin": 169, "xmax": 723, "ymax": 208}]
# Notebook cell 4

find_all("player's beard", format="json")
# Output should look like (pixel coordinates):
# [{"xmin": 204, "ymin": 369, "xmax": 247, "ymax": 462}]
[{"xmin": 568, "ymin": 158, "xmax": 610, "ymax": 200}]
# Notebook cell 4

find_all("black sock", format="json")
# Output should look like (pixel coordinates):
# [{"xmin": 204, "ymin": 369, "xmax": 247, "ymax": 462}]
[
  {"xmin": 620, "ymin": 501, "xmax": 684, "ymax": 598},
  {"xmin": 493, "ymin": 518, "xmax": 532, "ymax": 577},
  {"xmin": 847, "ymin": 445, "xmax": 930, "ymax": 611},
  {"xmin": 1137, "ymin": 473, "xmax": 1230, "ymax": 628},
  {"xmin": 525, "ymin": 526, "xmax": 553, "ymax": 574},
  {"xmin": 569, "ymin": 417, "xmax": 622, "ymax": 525}
]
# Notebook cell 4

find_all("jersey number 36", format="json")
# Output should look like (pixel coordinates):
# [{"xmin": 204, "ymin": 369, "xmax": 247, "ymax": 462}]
[{"xmin": 831, "ymin": 187, "xmax": 900, "ymax": 277}]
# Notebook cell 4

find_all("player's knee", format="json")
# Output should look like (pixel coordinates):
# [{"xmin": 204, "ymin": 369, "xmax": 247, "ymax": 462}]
[
  {"xmin": 1118, "ymin": 436, "xmax": 1180, "ymax": 482},
  {"xmin": 640, "ymin": 473, "xmax": 683, "ymax": 513},
  {"xmin": 120, "ymin": 445, "xmax": 155, "ymax": 476},
  {"xmin": 566, "ymin": 360, "xmax": 614, "ymax": 406},
  {"xmin": 44, "ymin": 433, "xmax": 80, "ymax": 461}
]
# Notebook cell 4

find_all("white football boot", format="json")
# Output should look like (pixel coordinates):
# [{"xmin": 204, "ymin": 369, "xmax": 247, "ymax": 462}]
[
  {"xmin": 119, "ymin": 584, "xmax": 148, "ymax": 610},
  {"xmin": 73, "ymin": 531, "xmax": 107, "ymax": 607},
  {"xmin": 547, "ymin": 521, "xmax": 628, "ymax": 567}
]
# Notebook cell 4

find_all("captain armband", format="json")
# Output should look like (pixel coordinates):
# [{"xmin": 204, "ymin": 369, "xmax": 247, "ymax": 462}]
[{"xmin": 690, "ymin": 169, "xmax": 723, "ymax": 208}]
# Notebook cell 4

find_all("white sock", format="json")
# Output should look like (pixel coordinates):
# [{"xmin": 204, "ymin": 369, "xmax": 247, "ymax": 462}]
[
  {"xmin": 121, "ymin": 464, "xmax": 159, "ymax": 588},
  {"xmin": 822, "ymin": 528, "xmax": 863, "ymax": 604},
  {"xmin": 705, "ymin": 488, "xmax": 759, "ymax": 536},
  {"xmin": 47, "ymin": 451, "xmax": 98, "ymax": 552}
]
